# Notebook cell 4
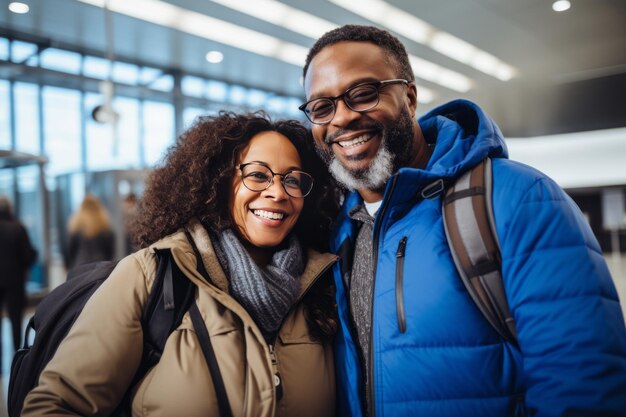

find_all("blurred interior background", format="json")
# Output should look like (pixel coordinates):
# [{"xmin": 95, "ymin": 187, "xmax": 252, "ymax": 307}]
[{"xmin": 0, "ymin": 0, "xmax": 625, "ymax": 409}]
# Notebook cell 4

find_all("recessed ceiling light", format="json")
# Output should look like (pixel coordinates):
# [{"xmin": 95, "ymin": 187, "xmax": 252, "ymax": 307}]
[
  {"xmin": 552, "ymin": 0, "xmax": 571, "ymax": 12},
  {"xmin": 8, "ymin": 2, "xmax": 30, "ymax": 14},
  {"xmin": 205, "ymin": 51, "xmax": 224, "ymax": 64}
]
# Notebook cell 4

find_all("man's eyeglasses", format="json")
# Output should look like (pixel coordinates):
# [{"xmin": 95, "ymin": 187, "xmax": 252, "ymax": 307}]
[
  {"xmin": 299, "ymin": 79, "xmax": 409, "ymax": 125},
  {"xmin": 237, "ymin": 163, "xmax": 314, "ymax": 198}
]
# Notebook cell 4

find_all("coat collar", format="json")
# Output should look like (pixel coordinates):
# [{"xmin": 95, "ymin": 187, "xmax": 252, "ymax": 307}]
[{"xmin": 180, "ymin": 218, "xmax": 337, "ymax": 298}]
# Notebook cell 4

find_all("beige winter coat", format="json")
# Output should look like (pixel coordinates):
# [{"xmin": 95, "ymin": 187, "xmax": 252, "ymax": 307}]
[{"xmin": 22, "ymin": 221, "xmax": 337, "ymax": 417}]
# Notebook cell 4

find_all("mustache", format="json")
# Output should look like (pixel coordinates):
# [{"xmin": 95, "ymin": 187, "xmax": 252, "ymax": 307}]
[{"xmin": 324, "ymin": 120, "xmax": 384, "ymax": 144}]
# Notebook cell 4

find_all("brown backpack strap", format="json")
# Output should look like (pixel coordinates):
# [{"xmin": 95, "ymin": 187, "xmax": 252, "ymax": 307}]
[{"xmin": 442, "ymin": 158, "xmax": 518, "ymax": 345}]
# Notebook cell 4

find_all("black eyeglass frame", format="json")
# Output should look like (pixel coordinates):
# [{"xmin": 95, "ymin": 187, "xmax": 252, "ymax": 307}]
[
  {"xmin": 236, "ymin": 162, "xmax": 314, "ymax": 198},
  {"xmin": 299, "ymin": 79, "xmax": 410, "ymax": 125}
]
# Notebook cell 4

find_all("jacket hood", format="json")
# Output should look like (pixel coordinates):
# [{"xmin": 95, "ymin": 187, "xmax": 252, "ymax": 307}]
[
  {"xmin": 418, "ymin": 99, "xmax": 508, "ymax": 179},
  {"xmin": 331, "ymin": 100, "xmax": 508, "ymax": 248}
]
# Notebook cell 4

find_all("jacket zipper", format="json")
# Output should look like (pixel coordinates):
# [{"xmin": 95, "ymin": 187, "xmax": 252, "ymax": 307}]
[
  {"xmin": 368, "ymin": 176, "xmax": 398, "ymax": 417},
  {"xmin": 395, "ymin": 236, "xmax": 408, "ymax": 333},
  {"xmin": 268, "ymin": 343, "xmax": 283, "ymax": 401}
]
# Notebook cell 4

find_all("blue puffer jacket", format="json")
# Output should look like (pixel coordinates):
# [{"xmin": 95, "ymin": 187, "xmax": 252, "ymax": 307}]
[{"xmin": 332, "ymin": 99, "xmax": 626, "ymax": 417}]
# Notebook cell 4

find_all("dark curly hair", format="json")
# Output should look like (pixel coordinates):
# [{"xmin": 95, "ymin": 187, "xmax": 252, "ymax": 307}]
[
  {"xmin": 303, "ymin": 24, "xmax": 414, "ymax": 83},
  {"xmin": 132, "ymin": 111, "xmax": 339, "ymax": 340}
]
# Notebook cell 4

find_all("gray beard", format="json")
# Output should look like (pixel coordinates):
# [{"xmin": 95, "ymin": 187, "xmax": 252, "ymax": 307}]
[
  {"xmin": 320, "ymin": 107, "xmax": 415, "ymax": 193},
  {"xmin": 328, "ymin": 145, "xmax": 393, "ymax": 192}
]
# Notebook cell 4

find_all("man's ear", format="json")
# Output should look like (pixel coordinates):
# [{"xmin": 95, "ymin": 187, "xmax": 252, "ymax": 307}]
[{"xmin": 406, "ymin": 82, "xmax": 418, "ymax": 116}]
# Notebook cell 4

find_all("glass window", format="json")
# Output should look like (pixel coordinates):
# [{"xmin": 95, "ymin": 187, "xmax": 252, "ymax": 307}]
[
  {"xmin": 112, "ymin": 61, "xmax": 139, "ymax": 85},
  {"xmin": 43, "ymin": 87, "xmax": 81, "ymax": 175},
  {"xmin": 0, "ymin": 80, "xmax": 11, "ymax": 148},
  {"xmin": 16, "ymin": 165, "xmax": 38, "ymax": 193},
  {"xmin": 139, "ymin": 67, "xmax": 161, "ymax": 85},
  {"xmin": 40, "ymin": 48, "xmax": 81, "ymax": 74},
  {"xmin": 207, "ymin": 80, "xmax": 228, "ymax": 102},
  {"xmin": 150, "ymin": 74, "xmax": 174, "ymax": 92},
  {"xmin": 229, "ymin": 85, "xmax": 247, "ymax": 106},
  {"xmin": 182, "ymin": 76, "xmax": 205, "ymax": 98},
  {"xmin": 247, "ymin": 89, "xmax": 268, "ymax": 109},
  {"xmin": 266, "ymin": 96, "xmax": 288, "ymax": 115},
  {"xmin": 70, "ymin": 173, "xmax": 86, "ymax": 212},
  {"xmin": 11, "ymin": 40, "xmax": 37, "ymax": 63},
  {"xmin": 113, "ymin": 97, "xmax": 140, "ymax": 168},
  {"xmin": 85, "ymin": 92, "xmax": 113, "ymax": 171},
  {"xmin": 85, "ymin": 94, "xmax": 140, "ymax": 170},
  {"xmin": 0, "ymin": 37, "xmax": 9, "ymax": 60},
  {"xmin": 83, "ymin": 56, "xmax": 111, "ymax": 80},
  {"xmin": 0, "ymin": 170, "xmax": 13, "ymax": 197},
  {"xmin": 286, "ymin": 97, "xmax": 304, "ymax": 118},
  {"xmin": 143, "ymin": 101, "xmax": 174, "ymax": 166},
  {"xmin": 183, "ymin": 107, "xmax": 207, "ymax": 129},
  {"xmin": 25, "ymin": 55, "xmax": 39, "ymax": 67},
  {"xmin": 14, "ymin": 82, "xmax": 40, "ymax": 154},
  {"xmin": 17, "ymin": 165, "xmax": 44, "ymax": 290}
]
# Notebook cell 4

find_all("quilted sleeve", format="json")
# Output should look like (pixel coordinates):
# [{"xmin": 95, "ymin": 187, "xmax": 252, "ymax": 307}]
[
  {"xmin": 21, "ymin": 253, "xmax": 152, "ymax": 416},
  {"xmin": 499, "ymin": 171, "xmax": 626, "ymax": 417}
]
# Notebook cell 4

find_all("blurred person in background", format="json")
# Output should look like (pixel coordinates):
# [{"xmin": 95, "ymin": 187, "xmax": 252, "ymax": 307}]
[
  {"xmin": 122, "ymin": 192, "xmax": 139, "ymax": 255},
  {"xmin": 0, "ymin": 195, "xmax": 37, "ymax": 372},
  {"xmin": 22, "ymin": 112, "xmax": 340, "ymax": 417},
  {"xmin": 66, "ymin": 194, "xmax": 115, "ymax": 269},
  {"xmin": 301, "ymin": 24, "xmax": 626, "ymax": 417}
]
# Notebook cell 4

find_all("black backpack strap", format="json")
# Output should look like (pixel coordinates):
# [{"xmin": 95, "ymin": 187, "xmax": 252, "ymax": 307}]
[
  {"xmin": 189, "ymin": 302, "xmax": 233, "ymax": 417},
  {"xmin": 183, "ymin": 228, "xmax": 233, "ymax": 417},
  {"xmin": 141, "ymin": 249, "xmax": 197, "ymax": 366},
  {"xmin": 116, "ymin": 248, "xmax": 196, "ymax": 415},
  {"xmin": 109, "ymin": 249, "xmax": 197, "ymax": 416},
  {"xmin": 442, "ymin": 158, "xmax": 518, "ymax": 345}
]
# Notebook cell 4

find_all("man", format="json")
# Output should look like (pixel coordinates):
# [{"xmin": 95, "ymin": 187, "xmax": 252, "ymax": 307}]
[{"xmin": 300, "ymin": 25, "xmax": 626, "ymax": 417}]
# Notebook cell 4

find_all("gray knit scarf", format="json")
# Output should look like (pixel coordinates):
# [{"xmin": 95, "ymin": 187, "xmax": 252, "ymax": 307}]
[{"xmin": 212, "ymin": 229, "xmax": 305, "ymax": 342}]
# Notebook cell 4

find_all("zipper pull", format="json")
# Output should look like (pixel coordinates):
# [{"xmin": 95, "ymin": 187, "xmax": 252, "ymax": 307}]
[
  {"xmin": 396, "ymin": 236, "xmax": 408, "ymax": 333},
  {"xmin": 396, "ymin": 236, "xmax": 408, "ymax": 258},
  {"xmin": 268, "ymin": 344, "xmax": 283, "ymax": 401}
]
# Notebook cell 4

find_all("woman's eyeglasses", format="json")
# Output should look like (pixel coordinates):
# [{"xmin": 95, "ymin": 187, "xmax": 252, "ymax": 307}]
[{"xmin": 237, "ymin": 163, "xmax": 314, "ymax": 198}]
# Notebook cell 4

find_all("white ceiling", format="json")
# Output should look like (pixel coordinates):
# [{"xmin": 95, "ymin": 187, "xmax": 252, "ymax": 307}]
[{"xmin": 1, "ymin": 0, "xmax": 625, "ymax": 136}]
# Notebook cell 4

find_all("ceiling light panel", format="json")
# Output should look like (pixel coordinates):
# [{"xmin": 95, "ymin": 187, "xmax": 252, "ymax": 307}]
[
  {"xmin": 430, "ymin": 32, "xmax": 475, "ymax": 64},
  {"xmin": 210, "ymin": 0, "xmax": 336, "ymax": 39},
  {"xmin": 77, "ymin": 0, "xmax": 301, "ymax": 64},
  {"xmin": 76, "ymin": 0, "xmax": 463, "ymax": 93},
  {"xmin": 332, "ymin": 0, "xmax": 433, "ymax": 44},
  {"xmin": 409, "ymin": 56, "xmax": 472, "ymax": 93},
  {"xmin": 381, "ymin": 9, "xmax": 432, "ymax": 44},
  {"xmin": 328, "ymin": 0, "xmax": 516, "ymax": 82},
  {"xmin": 207, "ymin": 0, "xmax": 467, "ymax": 92},
  {"xmin": 275, "ymin": 43, "xmax": 310, "ymax": 67}
]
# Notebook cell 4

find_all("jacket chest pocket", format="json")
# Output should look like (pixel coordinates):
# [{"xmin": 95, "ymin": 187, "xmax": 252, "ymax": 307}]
[{"xmin": 275, "ymin": 333, "xmax": 334, "ymax": 417}]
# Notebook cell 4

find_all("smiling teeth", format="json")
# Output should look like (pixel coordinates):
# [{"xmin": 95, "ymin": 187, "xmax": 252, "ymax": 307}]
[
  {"xmin": 253, "ymin": 210, "xmax": 284, "ymax": 220},
  {"xmin": 338, "ymin": 134, "xmax": 372, "ymax": 148}
]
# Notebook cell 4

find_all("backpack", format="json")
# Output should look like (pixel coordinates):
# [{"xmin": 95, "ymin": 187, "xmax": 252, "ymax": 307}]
[
  {"xmin": 8, "ymin": 248, "xmax": 196, "ymax": 416},
  {"xmin": 441, "ymin": 157, "xmax": 518, "ymax": 345}
]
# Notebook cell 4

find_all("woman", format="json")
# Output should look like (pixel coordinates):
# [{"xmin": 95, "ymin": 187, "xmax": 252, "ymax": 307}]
[
  {"xmin": 66, "ymin": 194, "xmax": 115, "ymax": 269},
  {"xmin": 22, "ymin": 112, "xmax": 339, "ymax": 417}
]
